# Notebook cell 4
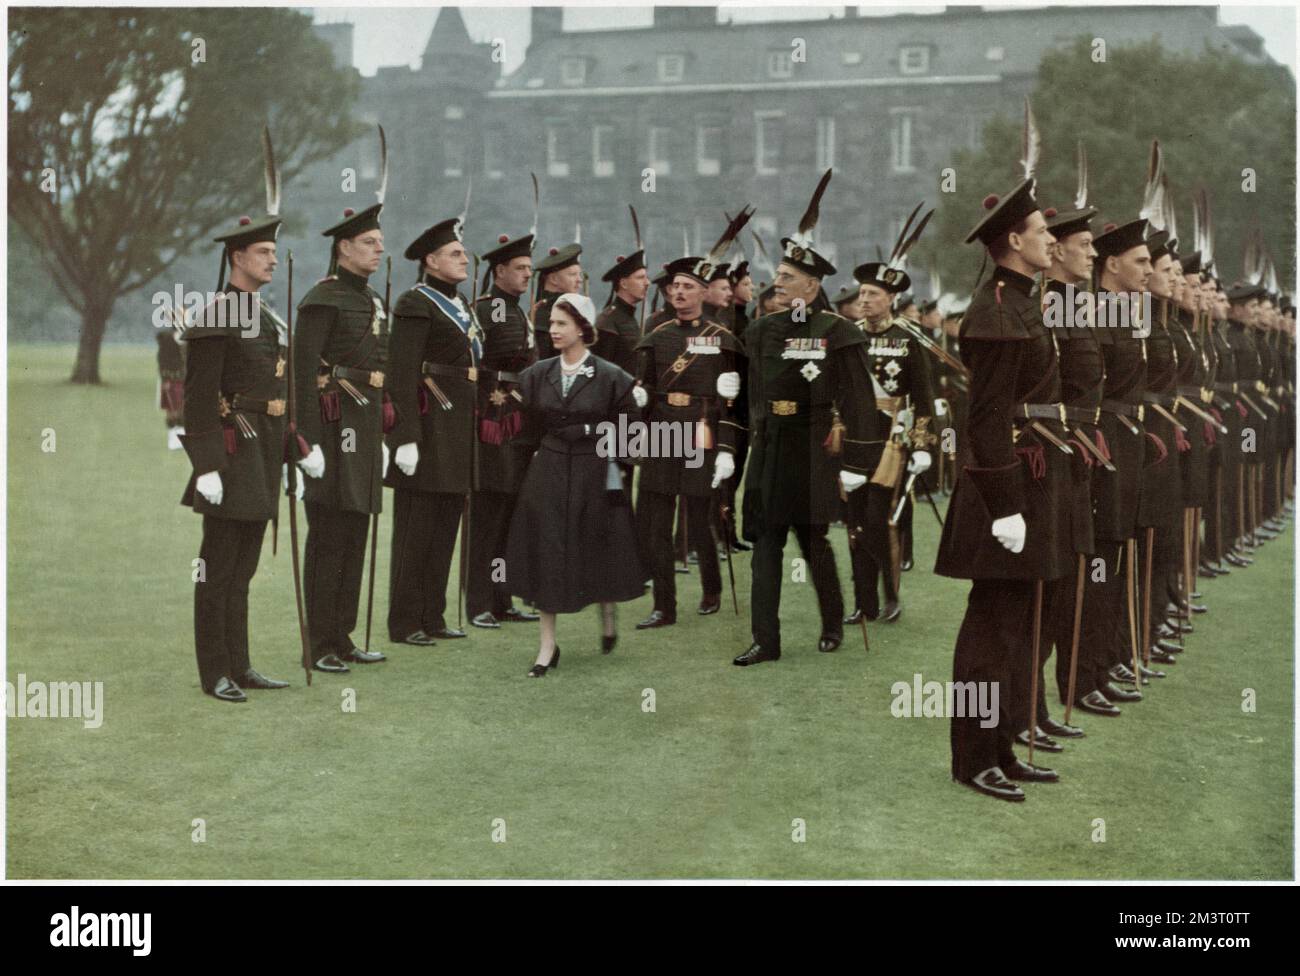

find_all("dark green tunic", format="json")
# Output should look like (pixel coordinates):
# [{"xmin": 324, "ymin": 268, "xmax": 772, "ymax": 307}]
[{"xmin": 473, "ymin": 284, "xmax": 537, "ymax": 494}]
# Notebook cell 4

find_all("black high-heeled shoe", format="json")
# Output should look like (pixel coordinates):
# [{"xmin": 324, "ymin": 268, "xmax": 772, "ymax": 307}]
[{"xmin": 527, "ymin": 646, "xmax": 560, "ymax": 678}]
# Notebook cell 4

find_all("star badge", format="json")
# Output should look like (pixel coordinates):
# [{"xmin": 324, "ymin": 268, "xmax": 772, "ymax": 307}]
[
  {"xmin": 275, "ymin": 358, "xmax": 285, "ymax": 378},
  {"xmin": 883, "ymin": 377, "xmax": 899, "ymax": 393},
  {"xmin": 489, "ymin": 389, "xmax": 508, "ymax": 406},
  {"xmin": 884, "ymin": 359, "xmax": 902, "ymax": 377},
  {"xmin": 800, "ymin": 361, "xmax": 821, "ymax": 382}
]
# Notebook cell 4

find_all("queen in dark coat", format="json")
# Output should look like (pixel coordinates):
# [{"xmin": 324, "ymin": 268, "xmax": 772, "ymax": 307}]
[{"xmin": 505, "ymin": 294, "xmax": 645, "ymax": 675}]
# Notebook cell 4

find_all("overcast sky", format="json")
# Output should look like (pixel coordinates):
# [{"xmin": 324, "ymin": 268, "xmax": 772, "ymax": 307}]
[{"xmin": 310, "ymin": 2, "xmax": 1298, "ymax": 77}]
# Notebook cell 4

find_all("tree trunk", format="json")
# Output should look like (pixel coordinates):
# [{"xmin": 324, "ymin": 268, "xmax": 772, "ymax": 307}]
[{"xmin": 69, "ymin": 302, "xmax": 110, "ymax": 384}]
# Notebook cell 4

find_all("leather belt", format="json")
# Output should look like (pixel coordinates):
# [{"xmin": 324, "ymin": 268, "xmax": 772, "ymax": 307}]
[
  {"xmin": 658, "ymin": 391, "xmax": 713, "ymax": 407},
  {"xmin": 1141, "ymin": 391, "xmax": 1177, "ymax": 410},
  {"xmin": 1213, "ymin": 381, "xmax": 1239, "ymax": 394},
  {"xmin": 1100, "ymin": 399, "xmax": 1144, "ymax": 421},
  {"xmin": 331, "ymin": 365, "xmax": 385, "ymax": 388},
  {"xmin": 769, "ymin": 400, "xmax": 801, "ymax": 416},
  {"xmin": 422, "ymin": 361, "xmax": 479, "ymax": 383},
  {"xmin": 1018, "ymin": 402, "xmax": 1069, "ymax": 424},
  {"xmin": 228, "ymin": 394, "xmax": 285, "ymax": 417}
]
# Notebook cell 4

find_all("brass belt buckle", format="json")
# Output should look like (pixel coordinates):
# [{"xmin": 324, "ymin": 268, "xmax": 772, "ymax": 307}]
[
  {"xmin": 466, "ymin": 367, "xmax": 478, "ymax": 383},
  {"xmin": 316, "ymin": 373, "xmax": 329, "ymax": 390},
  {"xmin": 1093, "ymin": 407, "xmax": 1101, "ymax": 424},
  {"xmin": 1057, "ymin": 403, "xmax": 1067, "ymax": 425},
  {"xmin": 771, "ymin": 400, "xmax": 797, "ymax": 416},
  {"xmin": 267, "ymin": 399, "xmax": 286, "ymax": 417},
  {"xmin": 218, "ymin": 396, "xmax": 231, "ymax": 418},
  {"xmin": 667, "ymin": 392, "xmax": 691, "ymax": 407},
  {"xmin": 369, "ymin": 371, "xmax": 384, "ymax": 388},
  {"xmin": 1137, "ymin": 404, "xmax": 1145, "ymax": 423}
]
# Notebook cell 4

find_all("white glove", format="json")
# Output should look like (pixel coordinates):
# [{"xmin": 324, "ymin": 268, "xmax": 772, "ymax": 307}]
[
  {"xmin": 716, "ymin": 371, "xmax": 741, "ymax": 399},
  {"xmin": 839, "ymin": 470, "xmax": 868, "ymax": 493},
  {"xmin": 896, "ymin": 406, "xmax": 915, "ymax": 432},
  {"xmin": 991, "ymin": 513, "xmax": 1026, "ymax": 554},
  {"xmin": 280, "ymin": 463, "xmax": 304, "ymax": 500},
  {"xmin": 395, "ymin": 442, "xmax": 419, "ymax": 477},
  {"xmin": 632, "ymin": 385, "xmax": 649, "ymax": 409},
  {"xmin": 382, "ymin": 442, "xmax": 391, "ymax": 479},
  {"xmin": 299, "ymin": 444, "xmax": 325, "ymax": 479},
  {"xmin": 935, "ymin": 398, "xmax": 950, "ymax": 418},
  {"xmin": 196, "ymin": 471, "xmax": 223, "ymax": 505},
  {"xmin": 907, "ymin": 451, "xmax": 932, "ymax": 475},
  {"xmin": 711, "ymin": 450, "xmax": 735, "ymax": 489}
]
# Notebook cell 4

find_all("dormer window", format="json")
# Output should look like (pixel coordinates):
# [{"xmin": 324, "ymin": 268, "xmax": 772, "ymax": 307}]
[
  {"xmin": 899, "ymin": 45, "xmax": 929, "ymax": 75},
  {"xmin": 768, "ymin": 51, "xmax": 793, "ymax": 79},
  {"xmin": 658, "ymin": 54, "xmax": 685, "ymax": 83},
  {"xmin": 561, "ymin": 57, "xmax": 587, "ymax": 86}
]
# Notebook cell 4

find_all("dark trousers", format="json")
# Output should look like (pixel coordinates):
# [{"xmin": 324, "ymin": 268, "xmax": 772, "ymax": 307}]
[
  {"xmin": 1081, "ymin": 543, "xmax": 1126, "ymax": 693},
  {"xmin": 194, "ymin": 515, "xmax": 267, "ymax": 692},
  {"xmin": 303, "ymin": 502, "xmax": 369, "ymax": 659},
  {"xmin": 846, "ymin": 484, "xmax": 899, "ymax": 615},
  {"xmin": 1006, "ymin": 577, "xmax": 1064, "ymax": 737},
  {"xmin": 643, "ymin": 490, "xmax": 720, "ymax": 617},
  {"xmin": 387, "ymin": 488, "xmax": 463, "ymax": 639},
  {"xmin": 750, "ymin": 522, "xmax": 843, "ymax": 651},
  {"xmin": 950, "ymin": 579, "xmax": 1030, "ymax": 782},
  {"xmin": 715, "ymin": 428, "xmax": 750, "ymax": 543},
  {"xmin": 466, "ymin": 489, "xmax": 516, "ymax": 618},
  {"xmin": 1047, "ymin": 556, "xmax": 1097, "ymax": 705}
]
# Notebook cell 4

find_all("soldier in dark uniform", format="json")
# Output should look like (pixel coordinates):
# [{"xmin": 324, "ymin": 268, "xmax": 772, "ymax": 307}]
[
  {"xmin": 1088, "ymin": 219, "xmax": 1152, "ymax": 703},
  {"xmin": 594, "ymin": 250, "xmax": 648, "ymax": 375},
  {"xmin": 845, "ymin": 257, "xmax": 936, "ymax": 624},
  {"xmin": 467, "ymin": 231, "xmax": 541, "ymax": 629},
  {"xmin": 831, "ymin": 283, "xmax": 864, "ymax": 320},
  {"xmin": 293, "ymin": 204, "xmax": 391, "ymax": 674},
  {"xmin": 531, "ymin": 243, "xmax": 583, "ymax": 359},
  {"xmin": 179, "ymin": 213, "xmax": 293, "ymax": 702},
  {"xmin": 158, "ymin": 326, "xmax": 186, "ymax": 450},
  {"xmin": 722, "ymin": 260, "xmax": 755, "ymax": 552},
  {"xmin": 384, "ymin": 216, "xmax": 481, "ymax": 644},
  {"xmin": 935, "ymin": 180, "xmax": 1071, "ymax": 800},
  {"xmin": 734, "ymin": 171, "xmax": 883, "ymax": 665},
  {"xmin": 633, "ymin": 254, "xmax": 743, "ymax": 628}
]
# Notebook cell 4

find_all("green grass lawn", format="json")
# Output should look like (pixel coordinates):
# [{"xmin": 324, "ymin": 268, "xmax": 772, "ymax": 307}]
[{"xmin": 6, "ymin": 344, "xmax": 1294, "ymax": 879}]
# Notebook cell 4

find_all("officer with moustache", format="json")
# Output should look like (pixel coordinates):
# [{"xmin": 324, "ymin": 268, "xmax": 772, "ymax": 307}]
[
  {"xmin": 467, "ymin": 231, "xmax": 541, "ymax": 629},
  {"xmin": 385, "ymin": 217, "xmax": 481, "ymax": 645}
]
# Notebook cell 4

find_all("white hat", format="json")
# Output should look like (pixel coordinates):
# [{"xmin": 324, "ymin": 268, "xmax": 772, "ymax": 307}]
[{"xmin": 555, "ymin": 292, "xmax": 598, "ymax": 330}]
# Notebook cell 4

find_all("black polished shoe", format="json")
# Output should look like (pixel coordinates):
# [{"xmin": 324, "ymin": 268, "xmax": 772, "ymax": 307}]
[
  {"xmin": 843, "ymin": 608, "xmax": 865, "ymax": 626},
  {"xmin": 732, "ymin": 538, "xmax": 753, "ymax": 552},
  {"xmin": 1104, "ymin": 681, "xmax": 1142, "ymax": 703},
  {"xmin": 431, "ymin": 626, "xmax": 467, "ymax": 639},
  {"xmin": 1224, "ymin": 552, "xmax": 1252, "ymax": 568},
  {"xmin": 733, "ymin": 643, "xmax": 780, "ymax": 666},
  {"xmin": 527, "ymin": 646, "xmax": 560, "ymax": 677},
  {"xmin": 1004, "ymin": 757, "xmax": 1060, "ymax": 783},
  {"xmin": 238, "ymin": 668, "xmax": 288, "ymax": 689},
  {"xmin": 1149, "ymin": 648, "xmax": 1177, "ymax": 665},
  {"xmin": 698, "ymin": 595, "xmax": 721, "ymax": 616},
  {"xmin": 1137, "ymin": 662, "xmax": 1166, "ymax": 679},
  {"xmin": 601, "ymin": 633, "xmax": 617, "ymax": 654},
  {"xmin": 1186, "ymin": 602, "xmax": 1209, "ymax": 614},
  {"xmin": 963, "ymin": 767, "xmax": 1025, "ymax": 802},
  {"xmin": 1155, "ymin": 639, "xmax": 1182, "ymax": 654},
  {"xmin": 470, "ymin": 612, "xmax": 501, "ymax": 629},
  {"xmin": 397, "ymin": 630, "xmax": 437, "ymax": 646},
  {"xmin": 1110, "ymin": 663, "xmax": 1139, "ymax": 683},
  {"xmin": 1076, "ymin": 690, "xmax": 1121, "ymax": 716},
  {"xmin": 901, "ymin": 558, "xmax": 914, "ymax": 572},
  {"xmin": 1040, "ymin": 716, "xmax": 1084, "ymax": 738},
  {"xmin": 636, "ymin": 610, "xmax": 676, "ymax": 630},
  {"xmin": 1015, "ymin": 728, "xmax": 1063, "ymax": 753},
  {"xmin": 209, "ymin": 676, "xmax": 247, "ymax": 703},
  {"xmin": 1163, "ymin": 618, "xmax": 1193, "ymax": 635},
  {"xmin": 879, "ymin": 600, "xmax": 902, "ymax": 623},
  {"xmin": 675, "ymin": 564, "xmax": 690, "ymax": 575},
  {"xmin": 342, "ymin": 646, "xmax": 386, "ymax": 664},
  {"xmin": 313, "ymin": 654, "xmax": 350, "ymax": 674},
  {"xmin": 818, "ymin": 632, "xmax": 843, "ymax": 653},
  {"xmin": 500, "ymin": 606, "xmax": 541, "ymax": 623}
]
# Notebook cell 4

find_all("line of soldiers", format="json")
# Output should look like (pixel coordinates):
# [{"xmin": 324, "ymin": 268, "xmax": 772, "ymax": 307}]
[
  {"xmin": 170, "ymin": 143, "xmax": 1292, "ymax": 721},
  {"xmin": 939, "ymin": 162, "xmax": 1295, "ymax": 801}
]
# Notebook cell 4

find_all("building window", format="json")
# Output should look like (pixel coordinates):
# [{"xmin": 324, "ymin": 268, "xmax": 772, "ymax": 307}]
[
  {"xmin": 754, "ymin": 111, "xmax": 783, "ymax": 175},
  {"xmin": 444, "ymin": 139, "xmax": 464, "ymax": 179},
  {"xmin": 593, "ymin": 125, "xmax": 615, "ymax": 178},
  {"xmin": 445, "ymin": 105, "xmax": 464, "ymax": 121},
  {"xmin": 697, "ymin": 124, "xmax": 722, "ymax": 176},
  {"xmin": 890, "ymin": 110, "xmax": 914, "ymax": 173},
  {"xmin": 768, "ymin": 51, "xmax": 793, "ymax": 79},
  {"xmin": 649, "ymin": 126, "xmax": 673, "ymax": 176},
  {"xmin": 561, "ymin": 57, "xmax": 586, "ymax": 86},
  {"xmin": 816, "ymin": 117, "xmax": 836, "ymax": 171},
  {"xmin": 985, "ymin": 46, "xmax": 1005, "ymax": 62},
  {"xmin": 483, "ymin": 129, "xmax": 504, "ymax": 180},
  {"xmin": 899, "ymin": 45, "xmax": 929, "ymax": 75},
  {"xmin": 658, "ymin": 54, "xmax": 685, "ymax": 83},
  {"xmin": 547, "ymin": 125, "xmax": 570, "ymax": 178},
  {"xmin": 842, "ymin": 51, "xmax": 862, "ymax": 66}
]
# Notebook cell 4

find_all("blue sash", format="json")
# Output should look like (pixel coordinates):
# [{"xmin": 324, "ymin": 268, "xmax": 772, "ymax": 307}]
[{"xmin": 416, "ymin": 284, "xmax": 482, "ymax": 363}]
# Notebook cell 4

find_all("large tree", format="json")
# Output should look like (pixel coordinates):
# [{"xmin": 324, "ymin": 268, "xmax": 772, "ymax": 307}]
[
  {"xmin": 8, "ymin": 8, "xmax": 363, "ymax": 383},
  {"xmin": 917, "ymin": 38, "xmax": 1296, "ymax": 299}
]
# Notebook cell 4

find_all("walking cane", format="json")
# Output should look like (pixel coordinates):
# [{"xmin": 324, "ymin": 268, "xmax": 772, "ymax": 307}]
[
  {"xmin": 1063, "ymin": 553, "xmax": 1085, "ymax": 726},
  {"xmin": 1142, "ymin": 526, "xmax": 1155, "ymax": 667},
  {"xmin": 1126, "ymin": 538, "xmax": 1141, "ymax": 680},
  {"xmin": 1027, "ymin": 579, "xmax": 1044, "ymax": 767}
]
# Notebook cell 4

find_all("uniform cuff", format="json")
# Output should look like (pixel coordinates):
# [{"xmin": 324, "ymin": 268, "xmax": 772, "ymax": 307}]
[
  {"xmin": 965, "ymin": 461, "xmax": 1023, "ymax": 519},
  {"xmin": 180, "ymin": 430, "xmax": 228, "ymax": 477}
]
